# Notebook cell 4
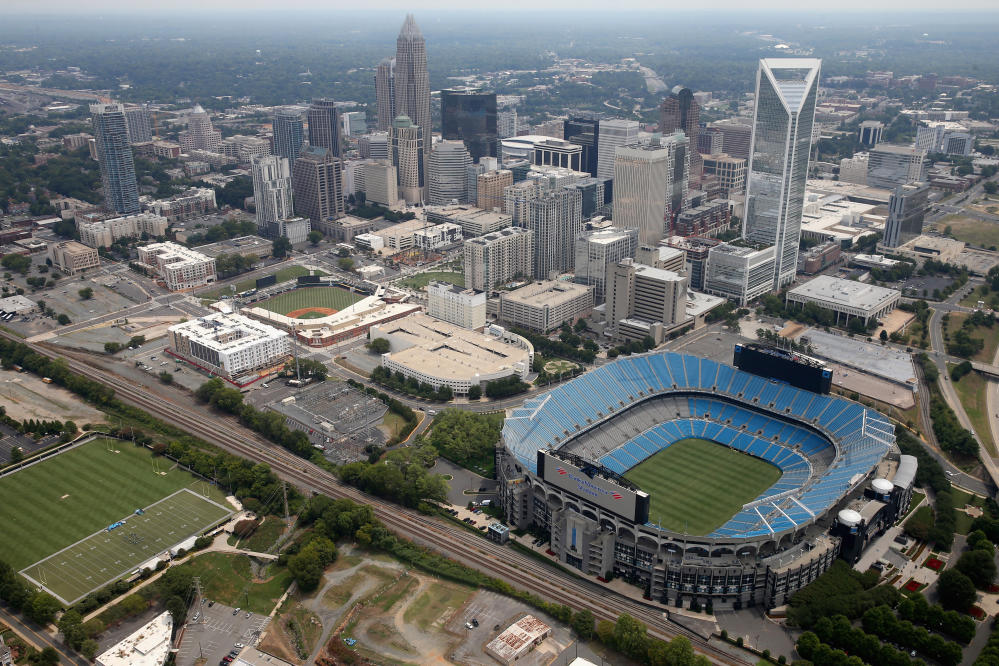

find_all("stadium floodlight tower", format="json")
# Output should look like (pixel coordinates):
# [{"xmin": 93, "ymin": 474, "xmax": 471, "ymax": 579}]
[{"xmin": 743, "ymin": 58, "xmax": 821, "ymax": 292}]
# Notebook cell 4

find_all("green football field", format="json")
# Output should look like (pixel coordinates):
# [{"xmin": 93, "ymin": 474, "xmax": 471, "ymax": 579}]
[
  {"xmin": 623, "ymin": 438, "xmax": 782, "ymax": 535},
  {"xmin": 0, "ymin": 438, "xmax": 230, "ymax": 603},
  {"xmin": 255, "ymin": 286, "xmax": 364, "ymax": 315}
]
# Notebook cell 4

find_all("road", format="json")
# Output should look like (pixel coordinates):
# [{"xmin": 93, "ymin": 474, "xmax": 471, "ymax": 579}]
[
  {"xmin": 0, "ymin": 606, "xmax": 88, "ymax": 666},
  {"xmin": 10, "ymin": 334, "xmax": 752, "ymax": 666}
]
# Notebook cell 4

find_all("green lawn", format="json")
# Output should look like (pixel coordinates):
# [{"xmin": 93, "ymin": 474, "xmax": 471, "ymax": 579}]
[
  {"xmin": 950, "ymin": 488, "xmax": 988, "ymax": 535},
  {"xmin": 624, "ymin": 438, "xmax": 782, "ymax": 535},
  {"xmin": 233, "ymin": 516, "xmax": 288, "ymax": 553},
  {"xmin": 945, "ymin": 313, "xmax": 999, "ymax": 364},
  {"xmin": 396, "ymin": 270, "xmax": 464, "ymax": 290},
  {"xmin": 203, "ymin": 266, "xmax": 326, "ymax": 299},
  {"xmin": 953, "ymin": 371, "xmax": 997, "ymax": 456},
  {"xmin": 938, "ymin": 216, "xmax": 999, "ymax": 248},
  {"xmin": 255, "ymin": 286, "xmax": 364, "ymax": 315},
  {"xmin": 177, "ymin": 551, "xmax": 293, "ymax": 615}
]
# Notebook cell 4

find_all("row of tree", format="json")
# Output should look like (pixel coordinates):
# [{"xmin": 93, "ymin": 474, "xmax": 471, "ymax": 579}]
[
  {"xmin": 860, "ymin": 605, "xmax": 964, "ymax": 666},
  {"xmin": 369, "ymin": 365, "xmax": 454, "ymax": 402}
]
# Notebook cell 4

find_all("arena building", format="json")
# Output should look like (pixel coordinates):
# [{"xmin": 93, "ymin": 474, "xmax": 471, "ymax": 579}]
[
  {"xmin": 369, "ymin": 313, "xmax": 533, "ymax": 394},
  {"xmin": 168, "ymin": 312, "xmax": 290, "ymax": 382},
  {"xmin": 498, "ymin": 351, "xmax": 911, "ymax": 611}
]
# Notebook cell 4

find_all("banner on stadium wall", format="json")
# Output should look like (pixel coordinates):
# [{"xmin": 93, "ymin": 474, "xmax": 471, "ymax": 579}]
[{"xmin": 537, "ymin": 450, "xmax": 650, "ymax": 524}]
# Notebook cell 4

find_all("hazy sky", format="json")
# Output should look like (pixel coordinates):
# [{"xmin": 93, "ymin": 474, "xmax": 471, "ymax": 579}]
[{"xmin": 5, "ymin": 0, "xmax": 999, "ymax": 12}]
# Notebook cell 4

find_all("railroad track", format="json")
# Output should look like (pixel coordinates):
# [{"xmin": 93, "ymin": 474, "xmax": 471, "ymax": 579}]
[{"xmin": 15, "ymin": 336, "xmax": 752, "ymax": 665}]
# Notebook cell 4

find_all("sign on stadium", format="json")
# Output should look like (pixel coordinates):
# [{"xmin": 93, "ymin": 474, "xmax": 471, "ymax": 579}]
[{"xmin": 537, "ymin": 450, "xmax": 650, "ymax": 524}]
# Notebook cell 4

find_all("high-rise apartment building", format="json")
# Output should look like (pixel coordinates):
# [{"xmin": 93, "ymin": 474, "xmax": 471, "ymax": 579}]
[
  {"xmin": 91, "ymin": 103, "xmax": 140, "ymax": 215},
  {"xmin": 660, "ymin": 88, "xmax": 702, "ymax": 182},
  {"xmin": 574, "ymin": 226, "xmax": 639, "ymax": 303},
  {"xmin": 428, "ymin": 140, "xmax": 473, "ymax": 205},
  {"xmin": 307, "ymin": 99, "xmax": 343, "ymax": 159},
  {"xmin": 376, "ymin": 57, "xmax": 396, "ymax": 132},
  {"xmin": 427, "ymin": 281, "xmax": 487, "ymax": 330},
  {"xmin": 477, "ymin": 169, "xmax": 513, "ymax": 211},
  {"xmin": 179, "ymin": 105, "xmax": 221, "ymax": 152},
  {"xmin": 273, "ymin": 107, "xmax": 305, "ymax": 164},
  {"xmin": 390, "ymin": 115, "xmax": 426, "ymax": 204},
  {"xmin": 743, "ymin": 58, "xmax": 821, "ymax": 291},
  {"xmin": 292, "ymin": 146, "xmax": 345, "ymax": 235},
  {"xmin": 525, "ymin": 187, "xmax": 582, "ymax": 279},
  {"xmin": 564, "ymin": 177, "xmax": 608, "ymax": 220},
  {"xmin": 883, "ymin": 182, "xmax": 930, "ymax": 249},
  {"xmin": 361, "ymin": 161, "xmax": 399, "ymax": 206},
  {"xmin": 497, "ymin": 109, "xmax": 518, "ymax": 139},
  {"xmin": 563, "ymin": 117, "xmax": 600, "ymax": 176},
  {"xmin": 251, "ymin": 154, "xmax": 294, "ymax": 231},
  {"xmin": 839, "ymin": 153, "xmax": 869, "ymax": 185},
  {"xmin": 866, "ymin": 144, "xmax": 928, "ymax": 189},
  {"xmin": 464, "ymin": 226, "xmax": 534, "ymax": 291},
  {"xmin": 597, "ymin": 119, "xmax": 640, "ymax": 180},
  {"xmin": 123, "ymin": 104, "xmax": 152, "ymax": 144},
  {"xmin": 395, "ymin": 14, "xmax": 431, "ymax": 155},
  {"xmin": 441, "ymin": 88, "xmax": 497, "ymax": 163}
]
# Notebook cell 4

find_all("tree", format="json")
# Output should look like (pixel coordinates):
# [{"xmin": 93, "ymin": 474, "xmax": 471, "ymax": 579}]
[
  {"xmin": 937, "ymin": 569, "xmax": 977, "ymax": 611},
  {"xmin": 104, "ymin": 341, "xmax": 123, "ymax": 354},
  {"xmin": 9, "ymin": 446, "xmax": 23, "ymax": 464},
  {"xmin": 337, "ymin": 247, "xmax": 351, "ymax": 258},
  {"xmin": 338, "ymin": 257, "xmax": 354, "ymax": 272},
  {"xmin": 30, "ymin": 647, "xmax": 59, "ymax": 666},
  {"xmin": 367, "ymin": 337, "xmax": 390, "ymax": 354},
  {"xmin": 27, "ymin": 592, "xmax": 61, "ymax": 625},
  {"xmin": 158, "ymin": 371, "xmax": 173, "ymax": 384},
  {"xmin": 80, "ymin": 639, "xmax": 100, "ymax": 660},
  {"xmin": 78, "ymin": 287, "xmax": 93, "ymax": 300},
  {"xmin": 879, "ymin": 329, "xmax": 888, "ymax": 342},
  {"xmin": 272, "ymin": 236, "xmax": 293, "ymax": 258},
  {"xmin": 985, "ymin": 181, "xmax": 998, "ymax": 195},
  {"xmin": 613, "ymin": 614, "xmax": 649, "ymax": 661},
  {"xmin": 56, "ymin": 313, "xmax": 71, "ymax": 325},
  {"xmin": 956, "ymin": 549, "xmax": 996, "ymax": 589},
  {"xmin": 165, "ymin": 595, "xmax": 187, "ymax": 624},
  {"xmin": 570, "ymin": 609, "xmax": 595, "ymax": 639},
  {"xmin": 308, "ymin": 230, "xmax": 323, "ymax": 246},
  {"xmin": 467, "ymin": 384, "xmax": 482, "ymax": 400}
]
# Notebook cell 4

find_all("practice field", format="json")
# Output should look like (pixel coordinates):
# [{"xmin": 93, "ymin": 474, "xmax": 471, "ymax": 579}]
[
  {"xmin": 624, "ymin": 438, "xmax": 782, "ymax": 535},
  {"xmin": 21, "ymin": 489, "xmax": 232, "ymax": 605},
  {"xmin": 0, "ymin": 437, "xmax": 230, "ymax": 602},
  {"xmin": 255, "ymin": 286, "xmax": 364, "ymax": 317}
]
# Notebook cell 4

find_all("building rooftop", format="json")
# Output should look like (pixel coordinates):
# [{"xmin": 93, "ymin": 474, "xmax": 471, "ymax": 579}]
[
  {"xmin": 170, "ymin": 312, "xmax": 287, "ymax": 353},
  {"xmin": 501, "ymin": 280, "xmax": 592, "ymax": 307},
  {"xmin": 233, "ymin": 647, "xmax": 296, "ymax": 666},
  {"xmin": 486, "ymin": 615, "xmax": 551, "ymax": 662},
  {"xmin": 788, "ymin": 275, "xmax": 900, "ymax": 310},
  {"xmin": 95, "ymin": 611, "xmax": 172, "ymax": 666},
  {"xmin": 194, "ymin": 235, "xmax": 273, "ymax": 257},
  {"xmin": 467, "ymin": 226, "xmax": 531, "ymax": 246}
]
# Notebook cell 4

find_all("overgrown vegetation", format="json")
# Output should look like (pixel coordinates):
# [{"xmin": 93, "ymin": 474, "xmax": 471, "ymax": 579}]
[{"xmin": 422, "ymin": 409, "xmax": 503, "ymax": 478}]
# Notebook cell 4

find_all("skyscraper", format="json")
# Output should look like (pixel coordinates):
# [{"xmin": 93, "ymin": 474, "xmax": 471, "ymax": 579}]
[
  {"xmin": 743, "ymin": 58, "xmax": 821, "ymax": 290},
  {"xmin": 660, "ymin": 88, "xmax": 702, "ymax": 183},
  {"xmin": 866, "ymin": 144, "xmax": 929, "ymax": 189},
  {"xmin": 883, "ymin": 182, "xmax": 929, "ymax": 249},
  {"xmin": 123, "ymin": 104, "xmax": 152, "ymax": 144},
  {"xmin": 251, "ymin": 155, "xmax": 294, "ymax": 231},
  {"xmin": 563, "ymin": 116, "xmax": 600, "ymax": 177},
  {"xmin": 525, "ymin": 187, "xmax": 583, "ymax": 279},
  {"xmin": 375, "ymin": 57, "xmax": 396, "ymax": 132},
  {"xmin": 428, "ymin": 140, "xmax": 472, "ymax": 205},
  {"xmin": 292, "ymin": 146, "xmax": 345, "ymax": 235},
  {"xmin": 390, "ymin": 115, "xmax": 426, "ymax": 204},
  {"xmin": 179, "ymin": 104, "xmax": 221, "ymax": 152},
  {"xmin": 612, "ymin": 134, "xmax": 688, "ymax": 246},
  {"xmin": 307, "ymin": 99, "xmax": 343, "ymax": 159},
  {"xmin": 497, "ymin": 108, "xmax": 518, "ymax": 139},
  {"xmin": 90, "ymin": 103, "xmax": 140, "ymax": 215},
  {"xmin": 273, "ymin": 107, "xmax": 305, "ymax": 164},
  {"xmin": 395, "ymin": 14, "xmax": 431, "ymax": 155},
  {"xmin": 441, "ymin": 88, "xmax": 498, "ymax": 163},
  {"xmin": 597, "ymin": 119, "xmax": 639, "ymax": 180}
]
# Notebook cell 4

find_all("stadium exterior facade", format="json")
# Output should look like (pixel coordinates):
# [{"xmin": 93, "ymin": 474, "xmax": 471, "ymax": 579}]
[{"xmin": 498, "ymin": 351, "xmax": 913, "ymax": 610}]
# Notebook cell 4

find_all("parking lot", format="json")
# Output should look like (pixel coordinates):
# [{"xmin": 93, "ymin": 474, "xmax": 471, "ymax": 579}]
[{"xmin": 175, "ymin": 601, "xmax": 269, "ymax": 666}]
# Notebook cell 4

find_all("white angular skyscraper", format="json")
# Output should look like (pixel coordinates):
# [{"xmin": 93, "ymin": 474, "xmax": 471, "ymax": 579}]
[
  {"xmin": 743, "ymin": 58, "xmax": 821, "ymax": 291},
  {"xmin": 394, "ymin": 14, "xmax": 431, "ymax": 155},
  {"xmin": 251, "ymin": 155, "xmax": 294, "ymax": 231}
]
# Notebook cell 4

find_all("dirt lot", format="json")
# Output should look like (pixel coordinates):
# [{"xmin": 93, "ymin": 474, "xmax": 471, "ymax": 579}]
[{"xmin": 0, "ymin": 369, "xmax": 105, "ymax": 424}]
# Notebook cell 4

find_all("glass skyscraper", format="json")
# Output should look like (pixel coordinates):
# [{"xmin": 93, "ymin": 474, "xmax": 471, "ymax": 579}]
[
  {"xmin": 273, "ymin": 108, "xmax": 305, "ymax": 164},
  {"xmin": 90, "ymin": 103, "xmax": 140, "ymax": 215},
  {"xmin": 743, "ymin": 58, "xmax": 821, "ymax": 290},
  {"xmin": 441, "ymin": 88, "xmax": 497, "ymax": 163}
]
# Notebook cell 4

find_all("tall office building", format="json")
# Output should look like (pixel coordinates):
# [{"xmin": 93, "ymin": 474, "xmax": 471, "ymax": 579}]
[
  {"xmin": 574, "ymin": 226, "xmax": 639, "ymax": 303},
  {"xmin": 660, "ymin": 88, "xmax": 702, "ymax": 182},
  {"xmin": 525, "ymin": 187, "xmax": 582, "ymax": 279},
  {"xmin": 273, "ymin": 107, "xmax": 305, "ymax": 164},
  {"xmin": 359, "ymin": 132, "xmax": 389, "ymax": 160},
  {"xmin": 292, "ymin": 146, "xmax": 345, "ymax": 235},
  {"xmin": 390, "ymin": 115, "xmax": 426, "ymax": 205},
  {"xmin": 709, "ymin": 119, "xmax": 752, "ymax": 161},
  {"xmin": 307, "ymin": 99, "xmax": 343, "ymax": 158},
  {"xmin": 90, "ymin": 103, "xmax": 140, "ymax": 215},
  {"xmin": 179, "ymin": 104, "xmax": 221, "ymax": 152},
  {"xmin": 866, "ymin": 144, "xmax": 929, "ymax": 189},
  {"xmin": 606, "ymin": 258, "xmax": 689, "ymax": 343},
  {"xmin": 563, "ymin": 116, "xmax": 600, "ymax": 177},
  {"xmin": 123, "ymin": 104, "xmax": 152, "ymax": 144},
  {"xmin": 497, "ymin": 109, "xmax": 518, "ymax": 139},
  {"xmin": 395, "ymin": 14, "xmax": 431, "ymax": 155},
  {"xmin": 743, "ymin": 58, "xmax": 821, "ymax": 291},
  {"xmin": 251, "ymin": 154, "xmax": 294, "ymax": 231},
  {"xmin": 441, "ymin": 88, "xmax": 497, "ymax": 163},
  {"xmin": 883, "ymin": 182, "xmax": 930, "ymax": 249},
  {"xmin": 597, "ymin": 119, "xmax": 639, "ymax": 180},
  {"xmin": 428, "ymin": 140, "xmax": 473, "ymax": 205},
  {"xmin": 342, "ymin": 111, "xmax": 367, "ymax": 138},
  {"xmin": 660, "ymin": 131, "xmax": 691, "ymax": 229},
  {"xmin": 612, "ymin": 134, "xmax": 688, "ymax": 246},
  {"xmin": 375, "ymin": 57, "xmax": 396, "ymax": 131},
  {"xmin": 477, "ymin": 169, "xmax": 513, "ymax": 211}
]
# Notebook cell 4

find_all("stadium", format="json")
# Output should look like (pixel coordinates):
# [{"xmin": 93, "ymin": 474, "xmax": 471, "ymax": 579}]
[{"xmin": 497, "ymin": 351, "xmax": 916, "ymax": 610}]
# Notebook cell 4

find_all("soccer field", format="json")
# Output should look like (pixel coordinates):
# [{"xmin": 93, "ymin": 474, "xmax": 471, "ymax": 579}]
[
  {"xmin": 21, "ymin": 489, "xmax": 232, "ymax": 605},
  {"xmin": 623, "ymin": 438, "xmax": 782, "ymax": 535},
  {"xmin": 0, "ymin": 438, "xmax": 230, "ymax": 602},
  {"xmin": 255, "ymin": 286, "xmax": 364, "ymax": 316}
]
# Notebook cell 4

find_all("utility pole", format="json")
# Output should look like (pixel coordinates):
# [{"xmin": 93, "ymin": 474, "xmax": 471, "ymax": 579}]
[{"xmin": 282, "ymin": 480, "xmax": 290, "ymax": 529}]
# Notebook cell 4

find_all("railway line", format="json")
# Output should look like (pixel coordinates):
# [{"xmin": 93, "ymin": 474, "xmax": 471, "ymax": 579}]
[{"xmin": 13, "ymin": 335, "xmax": 753, "ymax": 665}]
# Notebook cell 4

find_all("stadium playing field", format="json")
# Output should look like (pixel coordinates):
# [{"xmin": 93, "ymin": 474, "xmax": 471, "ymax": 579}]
[
  {"xmin": 0, "ymin": 438, "xmax": 231, "ymax": 603},
  {"xmin": 624, "ymin": 438, "xmax": 782, "ymax": 535},
  {"xmin": 255, "ymin": 286, "xmax": 364, "ymax": 318}
]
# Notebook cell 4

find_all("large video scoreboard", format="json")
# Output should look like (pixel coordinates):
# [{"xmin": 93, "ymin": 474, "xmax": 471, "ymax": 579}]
[{"xmin": 733, "ymin": 343, "xmax": 832, "ymax": 394}]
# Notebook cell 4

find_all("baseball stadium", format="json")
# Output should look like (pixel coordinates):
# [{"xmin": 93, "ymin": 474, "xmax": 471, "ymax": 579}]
[{"xmin": 497, "ymin": 351, "xmax": 916, "ymax": 610}]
